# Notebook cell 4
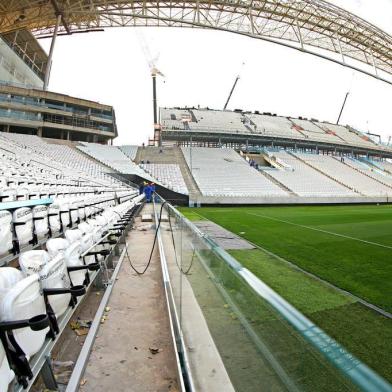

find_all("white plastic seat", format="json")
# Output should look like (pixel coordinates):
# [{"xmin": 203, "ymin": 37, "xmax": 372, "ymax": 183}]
[
  {"xmin": 58, "ymin": 201, "xmax": 70, "ymax": 229},
  {"xmin": 0, "ymin": 211, "xmax": 13, "ymax": 256},
  {"xmin": 47, "ymin": 238, "xmax": 90, "ymax": 287},
  {"xmin": 0, "ymin": 188, "xmax": 17, "ymax": 202},
  {"xmin": 32, "ymin": 205, "xmax": 49, "ymax": 239},
  {"xmin": 19, "ymin": 251, "xmax": 71, "ymax": 319},
  {"xmin": 0, "ymin": 273, "xmax": 48, "ymax": 362},
  {"xmin": 16, "ymin": 187, "xmax": 29, "ymax": 201},
  {"xmin": 78, "ymin": 200, "xmax": 86, "ymax": 221},
  {"xmin": 48, "ymin": 203, "xmax": 61, "ymax": 234},
  {"xmin": 69, "ymin": 200, "xmax": 79, "ymax": 224},
  {"xmin": 13, "ymin": 207, "xmax": 33, "ymax": 248}
]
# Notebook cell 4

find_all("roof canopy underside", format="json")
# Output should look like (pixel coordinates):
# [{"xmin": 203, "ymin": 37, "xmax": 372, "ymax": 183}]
[{"xmin": 0, "ymin": 0, "xmax": 391, "ymax": 82}]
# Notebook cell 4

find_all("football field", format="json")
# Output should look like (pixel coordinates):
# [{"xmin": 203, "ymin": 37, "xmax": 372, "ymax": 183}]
[{"xmin": 179, "ymin": 204, "xmax": 392, "ymax": 381}]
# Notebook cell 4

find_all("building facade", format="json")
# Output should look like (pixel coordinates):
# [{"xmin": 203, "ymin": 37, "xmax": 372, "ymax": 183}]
[{"xmin": 0, "ymin": 30, "xmax": 117, "ymax": 144}]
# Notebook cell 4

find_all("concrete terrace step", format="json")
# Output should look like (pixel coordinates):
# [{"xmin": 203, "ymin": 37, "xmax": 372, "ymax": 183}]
[
  {"xmin": 288, "ymin": 151, "xmax": 363, "ymax": 196},
  {"xmin": 259, "ymin": 169, "xmax": 296, "ymax": 195},
  {"xmin": 174, "ymin": 147, "xmax": 202, "ymax": 199}
]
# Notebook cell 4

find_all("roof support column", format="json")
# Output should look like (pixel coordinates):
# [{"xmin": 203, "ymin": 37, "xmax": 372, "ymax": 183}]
[{"xmin": 43, "ymin": 14, "xmax": 61, "ymax": 91}]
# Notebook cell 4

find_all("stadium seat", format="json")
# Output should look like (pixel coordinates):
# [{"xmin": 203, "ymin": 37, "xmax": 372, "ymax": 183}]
[
  {"xmin": 46, "ymin": 238, "xmax": 98, "ymax": 287},
  {"xmin": 48, "ymin": 203, "xmax": 61, "ymax": 235},
  {"xmin": 0, "ymin": 211, "xmax": 13, "ymax": 257},
  {"xmin": 0, "ymin": 270, "xmax": 50, "ymax": 387},
  {"xmin": 32, "ymin": 205, "xmax": 49, "ymax": 239},
  {"xmin": 13, "ymin": 207, "xmax": 34, "ymax": 252},
  {"xmin": 0, "ymin": 188, "xmax": 17, "ymax": 202},
  {"xmin": 19, "ymin": 251, "xmax": 85, "ymax": 321}
]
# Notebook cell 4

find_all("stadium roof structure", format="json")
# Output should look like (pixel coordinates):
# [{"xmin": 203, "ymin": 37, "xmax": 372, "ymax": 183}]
[{"xmin": 0, "ymin": 1, "xmax": 391, "ymax": 85}]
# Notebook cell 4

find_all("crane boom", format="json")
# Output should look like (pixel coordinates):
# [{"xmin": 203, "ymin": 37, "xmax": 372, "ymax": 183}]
[{"xmin": 223, "ymin": 62, "xmax": 245, "ymax": 110}]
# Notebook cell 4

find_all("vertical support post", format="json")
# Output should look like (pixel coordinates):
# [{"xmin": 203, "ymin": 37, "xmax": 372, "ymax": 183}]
[
  {"xmin": 295, "ymin": 19, "xmax": 304, "ymax": 50},
  {"xmin": 152, "ymin": 74, "xmax": 157, "ymax": 125},
  {"xmin": 41, "ymin": 356, "xmax": 58, "ymax": 390},
  {"xmin": 337, "ymin": 92, "xmax": 349, "ymax": 125},
  {"xmin": 190, "ymin": 136, "xmax": 193, "ymax": 175},
  {"xmin": 43, "ymin": 14, "xmax": 61, "ymax": 91},
  {"xmin": 335, "ymin": 33, "xmax": 345, "ymax": 64},
  {"xmin": 370, "ymin": 50, "xmax": 378, "ymax": 77}
]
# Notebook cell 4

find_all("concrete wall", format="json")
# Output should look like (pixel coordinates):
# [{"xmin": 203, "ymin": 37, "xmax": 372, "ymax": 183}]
[
  {"xmin": 191, "ymin": 195, "xmax": 389, "ymax": 205},
  {"xmin": 0, "ymin": 38, "xmax": 43, "ymax": 88}
]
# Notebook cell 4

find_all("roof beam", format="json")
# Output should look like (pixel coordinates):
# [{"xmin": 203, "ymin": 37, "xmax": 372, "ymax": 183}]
[{"xmin": 49, "ymin": 0, "xmax": 71, "ymax": 34}]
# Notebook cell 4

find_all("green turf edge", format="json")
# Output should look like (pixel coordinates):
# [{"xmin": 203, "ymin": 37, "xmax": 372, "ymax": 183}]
[
  {"xmin": 181, "ymin": 206, "xmax": 392, "ymax": 313},
  {"xmin": 228, "ymin": 248, "xmax": 392, "ymax": 382},
  {"xmin": 178, "ymin": 208, "xmax": 206, "ymax": 221}
]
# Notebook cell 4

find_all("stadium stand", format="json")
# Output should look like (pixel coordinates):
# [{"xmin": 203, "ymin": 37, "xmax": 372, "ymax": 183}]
[
  {"xmin": 293, "ymin": 152, "xmax": 392, "ymax": 196},
  {"xmin": 263, "ymin": 150, "xmax": 356, "ymax": 197},
  {"xmin": 247, "ymin": 114, "xmax": 303, "ymax": 139},
  {"xmin": 0, "ymin": 183, "xmax": 143, "ymax": 390},
  {"xmin": 140, "ymin": 163, "xmax": 188, "ymax": 195},
  {"xmin": 161, "ymin": 108, "xmax": 389, "ymax": 153},
  {"xmin": 119, "ymin": 145, "xmax": 139, "ymax": 161},
  {"xmin": 0, "ymin": 132, "xmax": 122, "ymax": 189},
  {"xmin": 181, "ymin": 147, "xmax": 288, "ymax": 197},
  {"xmin": 343, "ymin": 157, "xmax": 392, "ymax": 188},
  {"xmin": 160, "ymin": 108, "xmax": 193, "ymax": 130},
  {"xmin": 78, "ymin": 142, "xmax": 155, "ymax": 181},
  {"xmin": 188, "ymin": 109, "xmax": 248, "ymax": 134}
]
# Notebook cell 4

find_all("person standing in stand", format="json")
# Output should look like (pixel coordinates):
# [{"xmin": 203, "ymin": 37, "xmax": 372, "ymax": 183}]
[{"xmin": 144, "ymin": 182, "xmax": 152, "ymax": 202}]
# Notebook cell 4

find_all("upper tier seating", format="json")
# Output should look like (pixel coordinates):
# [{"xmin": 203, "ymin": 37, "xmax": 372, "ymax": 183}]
[
  {"xmin": 246, "ymin": 115, "xmax": 304, "ymax": 139},
  {"xmin": 289, "ymin": 119, "xmax": 343, "ymax": 144},
  {"xmin": 314, "ymin": 122, "xmax": 375, "ymax": 148},
  {"xmin": 119, "ymin": 145, "xmax": 139, "ymax": 161},
  {"xmin": 140, "ymin": 163, "xmax": 188, "ymax": 195},
  {"xmin": 160, "ymin": 108, "xmax": 191, "ymax": 129},
  {"xmin": 264, "ymin": 150, "xmax": 356, "ymax": 197},
  {"xmin": 294, "ymin": 152, "xmax": 392, "ymax": 196},
  {"xmin": 0, "ymin": 132, "xmax": 130, "ymax": 196},
  {"xmin": 160, "ymin": 108, "xmax": 386, "ymax": 152},
  {"xmin": 181, "ymin": 147, "xmax": 288, "ymax": 197},
  {"xmin": 189, "ymin": 110, "xmax": 248, "ymax": 133},
  {"xmin": 78, "ymin": 143, "xmax": 155, "ymax": 181}
]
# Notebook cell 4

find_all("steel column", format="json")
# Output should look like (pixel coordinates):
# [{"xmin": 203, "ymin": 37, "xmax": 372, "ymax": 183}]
[{"xmin": 43, "ymin": 14, "xmax": 61, "ymax": 91}]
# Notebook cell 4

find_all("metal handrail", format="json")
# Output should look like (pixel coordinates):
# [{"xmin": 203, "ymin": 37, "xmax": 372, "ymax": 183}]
[{"xmin": 159, "ymin": 196, "xmax": 392, "ymax": 392}]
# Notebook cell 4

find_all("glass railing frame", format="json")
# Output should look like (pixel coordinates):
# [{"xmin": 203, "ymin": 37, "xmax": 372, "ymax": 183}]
[{"xmin": 156, "ymin": 195, "xmax": 392, "ymax": 392}]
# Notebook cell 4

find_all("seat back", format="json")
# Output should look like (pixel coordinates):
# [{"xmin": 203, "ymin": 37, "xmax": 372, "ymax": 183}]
[
  {"xmin": 0, "ymin": 188, "xmax": 17, "ymax": 202},
  {"xmin": 58, "ymin": 201, "xmax": 70, "ymax": 228},
  {"xmin": 0, "ymin": 274, "xmax": 48, "ymax": 357},
  {"xmin": 65, "ymin": 228, "xmax": 83, "ymax": 244},
  {"xmin": 39, "ymin": 254, "xmax": 71, "ymax": 317},
  {"xmin": 48, "ymin": 203, "xmax": 61, "ymax": 234},
  {"xmin": 19, "ymin": 250, "xmax": 50, "ymax": 277},
  {"xmin": 32, "ymin": 205, "xmax": 49, "ymax": 238},
  {"xmin": 13, "ymin": 208, "xmax": 33, "ymax": 247},
  {"xmin": 69, "ymin": 200, "xmax": 79, "ymax": 224},
  {"xmin": 46, "ymin": 238, "xmax": 69, "ymax": 257},
  {"xmin": 0, "ymin": 211, "xmax": 13, "ymax": 256}
]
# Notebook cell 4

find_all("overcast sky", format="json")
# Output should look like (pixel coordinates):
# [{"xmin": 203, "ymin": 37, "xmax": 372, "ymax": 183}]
[{"xmin": 40, "ymin": 0, "xmax": 392, "ymax": 146}]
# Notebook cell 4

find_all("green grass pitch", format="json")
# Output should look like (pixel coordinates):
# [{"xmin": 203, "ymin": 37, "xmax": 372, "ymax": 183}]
[{"xmin": 179, "ymin": 204, "xmax": 392, "ymax": 382}]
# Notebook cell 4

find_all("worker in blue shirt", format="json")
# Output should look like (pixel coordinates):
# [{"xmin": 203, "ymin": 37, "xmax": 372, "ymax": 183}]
[{"xmin": 144, "ymin": 183, "xmax": 152, "ymax": 202}]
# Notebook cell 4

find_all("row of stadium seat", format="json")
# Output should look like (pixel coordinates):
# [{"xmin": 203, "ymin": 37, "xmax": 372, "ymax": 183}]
[
  {"xmin": 0, "ymin": 132, "xmax": 124, "ymax": 189},
  {"xmin": 0, "ymin": 191, "xmax": 136, "ymax": 264},
  {"xmin": 0, "ymin": 194, "xmax": 143, "ymax": 390}
]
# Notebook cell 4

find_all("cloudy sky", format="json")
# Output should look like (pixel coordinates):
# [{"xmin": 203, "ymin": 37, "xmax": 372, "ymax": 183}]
[{"xmin": 40, "ymin": 0, "xmax": 392, "ymax": 146}]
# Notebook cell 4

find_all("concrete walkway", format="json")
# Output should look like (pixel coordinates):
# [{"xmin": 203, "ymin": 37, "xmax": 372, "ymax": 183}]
[{"xmin": 82, "ymin": 205, "xmax": 179, "ymax": 392}]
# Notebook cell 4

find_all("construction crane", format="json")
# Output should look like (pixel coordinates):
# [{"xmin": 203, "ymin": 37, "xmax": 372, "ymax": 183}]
[
  {"xmin": 223, "ymin": 62, "xmax": 245, "ymax": 110},
  {"xmin": 137, "ymin": 32, "xmax": 165, "ymax": 144}
]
